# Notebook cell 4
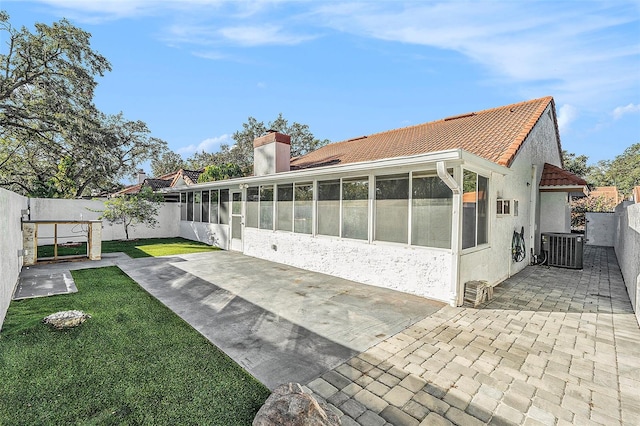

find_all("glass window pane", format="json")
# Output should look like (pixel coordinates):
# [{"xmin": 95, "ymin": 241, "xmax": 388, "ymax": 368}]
[
  {"xmin": 202, "ymin": 190, "xmax": 210, "ymax": 223},
  {"xmin": 477, "ymin": 175, "xmax": 488, "ymax": 245},
  {"xmin": 246, "ymin": 187, "xmax": 258, "ymax": 228},
  {"xmin": 342, "ymin": 178, "xmax": 368, "ymax": 240},
  {"xmin": 462, "ymin": 170, "xmax": 478, "ymax": 249},
  {"xmin": 375, "ymin": 174, "xmax": 408, "ymax": 243},
  {"xmin": 232, "ymin": 192, "xmax": 242, "ymax": 239},
  {"xmin": 180, "ymin": 193, "xmax": 187, "ymax": 220},
  {"xmin": 219, "ymin": 189, "xmax": 229, "ymax": 224},
  {"xmin": 294, "ymin": 183, "xmax": 313, "ymax": 234},
  {"xmin": 210, "ymin": 190, "xmax": 219, "ymax": 224},
  {"xmin": 194, "ymin": 191, "xmax": 202, "ymax": 222},
  {"xmin": 412, "ymin": 174, "xmax": 452, "ymax": 249},
  {"xmin": 277, "ymin": 184, "xmax": 293, "ymax": 231},
  {"xmin": 317, "ymin": 180, "xmax": 340, "ymax": 236},
  {"xmin": 187, "ymin": 192, "xmax": 194, "ymax": 221},
  {"xmin": 259, "ymin": 185, "xmax": 274, "ymax": 230}
]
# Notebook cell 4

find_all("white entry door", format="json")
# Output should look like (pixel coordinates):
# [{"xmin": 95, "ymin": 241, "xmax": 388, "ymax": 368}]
[{"xmin": 230, "ymin": 191, "xmax": 243, "ymax": 251}]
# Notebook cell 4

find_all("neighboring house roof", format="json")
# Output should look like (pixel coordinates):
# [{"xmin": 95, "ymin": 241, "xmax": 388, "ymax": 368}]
[
  {"xmin": 589, "ymin": 186, "xmax": 623, "ymax": 204},
  {"xmin": 539, "ymin": 163, "xmax": 589, "ymax": 194},
  {"xmin": 291, "ymin": 96, "xmax": 558, "ymax": 170},
  {"xmin": 110, "ymin": 169, "xmax": 203, "ymax": 197},
  {"xmin": 144, "ymin": 179, "xmax": 173, "ymax": 191},
  {"xmin": 170, "ymin": 169, "xmax": 202, "ymax": 187},
  {"xmin": 634, "ymin": 186, "xmax": 640, "ymax": 203}
]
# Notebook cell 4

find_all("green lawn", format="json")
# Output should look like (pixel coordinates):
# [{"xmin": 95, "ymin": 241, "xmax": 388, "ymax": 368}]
[
  {"xmin": 0, "ymin": 267, "xmax": 269, "ymax": 425},
  {"xmin": 37, "ymin": 237, "xmax": 219, "ymax": 260}
]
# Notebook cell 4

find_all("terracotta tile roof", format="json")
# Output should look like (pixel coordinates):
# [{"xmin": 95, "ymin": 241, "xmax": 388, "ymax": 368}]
[
  {"xmin": 290, "ymin": 96, "xmax": 557, "ymax": 169},
  {"xmin": 110, "ymin": 169, "xmax": 202, "ymax": 197},
  {"xmin": 111, "ymin": 183, "xmax": 142, "ymax": 196},
  {"xmin": 539, "ymin": 163, "xmax": 587, "ymax": 187}
]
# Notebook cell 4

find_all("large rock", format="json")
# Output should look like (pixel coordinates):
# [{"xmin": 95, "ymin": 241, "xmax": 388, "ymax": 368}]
[
  {"xmin": 253, "ymin": 383, "xmax": 341, "ymax": 426},
  {"xmin": 43, "ymin": 310, "xmax": 91, "ymax": 329}
]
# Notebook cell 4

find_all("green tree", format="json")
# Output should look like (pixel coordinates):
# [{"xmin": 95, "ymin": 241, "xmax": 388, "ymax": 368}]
[
  {"xmin": 207, "ymin": 114, "xmax": 329, "ymax": 173},
  {"xmin": 603, "ymin": 143, "xmax": 639, "ymax": 196},
  {"xmin": 0, "ymin": 12, "xmax": 165, "ymax": 197},
  {"xmin": 570, "ymin": 195, "xmax": 618, "ymax": 229},
  {"xmin": 151, "ymin": 150, "xmax": 187, "ymax": 177},
  {"xmin": 562, "ymin": 150, "xmax": 592, "ymax": 178},
  {"xmin": 99, "ymin": 187, "xmax": 164, "ymax": 240},
  {"xmin": 198, "ymin": 163, "xmax": 244, "ymax": 183},
  {"xmin": 584, "ymin": 143, "xmax": 639, "ymax": 196}
]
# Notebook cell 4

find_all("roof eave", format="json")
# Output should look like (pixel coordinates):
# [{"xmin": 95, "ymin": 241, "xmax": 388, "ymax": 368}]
[
  {"xmin": 540, "ymin": 185, "xmax": 589, "ymax": 195},
  {"xmin": 166, "ymin": 149, "xmax": 466, "ymax": 191}
]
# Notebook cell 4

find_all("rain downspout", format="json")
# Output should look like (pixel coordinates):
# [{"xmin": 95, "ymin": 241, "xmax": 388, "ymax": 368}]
[{"xmin": 437, "ymin": 161, "xmax": 461, "ymax": 307}]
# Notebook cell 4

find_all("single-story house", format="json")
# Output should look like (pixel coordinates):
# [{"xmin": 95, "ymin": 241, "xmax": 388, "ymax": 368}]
[
  {"xmin": 168, "ymin": 96, "xmax": 587, "ymax": 306},
  {"xmin": 112, "ymin": 168, "xmax": 203, "ymax": 201}
]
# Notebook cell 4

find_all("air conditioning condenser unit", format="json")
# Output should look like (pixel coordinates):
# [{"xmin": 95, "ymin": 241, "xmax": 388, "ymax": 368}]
[{"xmin": 541, "ymin": 233, "xmax": 584, "ymax": 269}]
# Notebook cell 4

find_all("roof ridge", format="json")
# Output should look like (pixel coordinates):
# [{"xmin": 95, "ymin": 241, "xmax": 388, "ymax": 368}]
[{"xmin": 343, "ymin": 96, "xmax": 554, "ymax": 143}]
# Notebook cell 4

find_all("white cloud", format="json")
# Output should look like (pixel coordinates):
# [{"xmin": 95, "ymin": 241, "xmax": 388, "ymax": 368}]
[
  {"xmin": 310, "ymin": 2, "xmax": 639, "ymax": 107},
  {"xmin": 557, "ymin": 104, "xmax": 578, "ymax": 132},
  {"xmin": 257, "ymin": 82, "xmax": 267, "ymax": 89},
  {"xmin": 176, "ymin": 134, "xmax": 231, "ymax": 155},
  {"xmin": 218, "ymin": 25, "xmax": 316, "ymax": 46},
  {"xmin": 612, "ymin": 103, "xmax": 640, "ymax": 120}
]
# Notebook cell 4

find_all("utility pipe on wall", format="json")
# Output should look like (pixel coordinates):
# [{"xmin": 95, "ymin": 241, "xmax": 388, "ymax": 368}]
[{"xmin": 437, "ymin": 161, "xmax": 462, "ymax": 307}]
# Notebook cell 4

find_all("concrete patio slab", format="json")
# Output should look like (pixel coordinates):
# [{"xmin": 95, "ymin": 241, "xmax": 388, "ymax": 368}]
[
  {"xmin": 14, "ymin": 250, "xmax": 444, "ymax": 390},
  {"xmin": 13, "ymin": 271, "xmax": 77, "ymax": 300}
]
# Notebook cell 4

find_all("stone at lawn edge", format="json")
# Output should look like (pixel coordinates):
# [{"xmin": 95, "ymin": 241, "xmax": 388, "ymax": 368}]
[
  {"xmin": 43, "ymin": 310, "xmax": 91, "ymax": 329},
  {"xmin": 253, "ymin": 383, "xmax": 341, "ymax": 426}
]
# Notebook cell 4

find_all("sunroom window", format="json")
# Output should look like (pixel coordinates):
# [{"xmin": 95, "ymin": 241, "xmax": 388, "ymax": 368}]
[
  {"xmin": 180, "ymin": 192, "xmax": 187, "ymax": 221},
  {"xmin": 462, "ymin": 170, "xmax": 489, "ymax": 249},
  {"xmin": 210, "ymin": 190, "xmax": 219, "ymax": 224},
  {"xmin": 317, "ymin": 180, "xmax": 340, "ymax": 236},
  {"xmin": 202, "ymin": 190, "xmax": 210, "ymax": 223},
  {"xmin": 277, "ymin": 184, "xmax": 293, "ymax": 231},
  {"xmin": 375, "ymin": 174, "xmax": 409, "ymax": 243},
  {"xmin": 259, "ymin": 185, "xmax": 274, "ymax": 230},
  {"xmin": 342, "ymin": 177, "xmax": 368, "ymax": 240},
  {"xmin": 412, "ymin": 173, "xmax": 453, "ymax": 249},
  {"xmin": 294, "ymin": 183, "xmax": 313, "ymax": 234},
  {"xmin": 246, "ymin": 187, "xmax": 259, "ymax": 228}
]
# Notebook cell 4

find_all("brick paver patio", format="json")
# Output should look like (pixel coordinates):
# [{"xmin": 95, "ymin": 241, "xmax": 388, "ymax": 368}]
[{"xmin": 305, "ymin": 246, "xmax": 640, "ymax": 425}]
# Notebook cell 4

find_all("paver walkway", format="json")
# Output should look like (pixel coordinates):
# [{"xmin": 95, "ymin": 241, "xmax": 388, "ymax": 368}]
[{"xmin": 305, "ymin": 246, "xmax": 640, "ymax": 426}]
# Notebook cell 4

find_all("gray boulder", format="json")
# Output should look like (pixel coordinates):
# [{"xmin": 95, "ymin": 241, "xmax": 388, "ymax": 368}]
[
  {"xmin": 43, "ymin": 310, "xmax": 91, "ymax": 329},
  {"xmin": 253, "ymin": 383, "xmax": 341, "ymax": 426}
]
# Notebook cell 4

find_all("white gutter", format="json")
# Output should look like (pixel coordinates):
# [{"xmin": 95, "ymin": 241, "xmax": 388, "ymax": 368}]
[
  {"xmin": 437, "ymin": 161, "xmax": 462, "ymax": 307},
  {"xmin": 163, "ymin": 149, "xmax": 464, "ymax": 193}
]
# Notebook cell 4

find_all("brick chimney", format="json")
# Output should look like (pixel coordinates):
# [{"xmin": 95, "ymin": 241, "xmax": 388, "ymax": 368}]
[{"xmin": 253, "ymin": 130, "xmax": 291, "ymax": 176}]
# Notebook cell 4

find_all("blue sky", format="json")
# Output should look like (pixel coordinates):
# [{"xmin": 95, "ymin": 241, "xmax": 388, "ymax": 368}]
[{"xmin": 4, "ymin": 0, "xmax": 640, "ymax": 176}]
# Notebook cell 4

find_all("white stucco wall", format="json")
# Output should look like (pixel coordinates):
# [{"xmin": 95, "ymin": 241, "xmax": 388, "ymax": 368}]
[
  {"xmin": 30, "ymin": 198, "xmax": 180, "ymax": 242},
  {"xmin": 586, "ymin": 212, "xmax": 616, "ymax": 247},
  {"xmin": 242, "ymin": 228, "xmax": 454, "ymax": 302},
  {"xmin": 179, "ymin": 221, "xmax": 229, "ymax": 249},
  {"xmin": 0, "ymin": 189, "xmax": 28, "ymax": 328},
  {"xmin": 614, "ymin": 202, "xmax": 640, "ymax": 323},
  {"xmin": 459, "ymin": 104, "xmax": 562, "ymax": 292},
  {"xmin": 540, "ymin": 192, "xmax": 571, "ymax": 233}
]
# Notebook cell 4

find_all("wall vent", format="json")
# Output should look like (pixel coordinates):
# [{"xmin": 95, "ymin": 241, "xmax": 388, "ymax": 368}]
[{"xmin": 541, "ymin": 233, "xmax": 583, "ymax": 269}]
